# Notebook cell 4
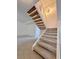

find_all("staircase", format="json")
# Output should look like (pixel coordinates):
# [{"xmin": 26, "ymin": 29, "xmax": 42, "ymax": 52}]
[
  {"xmin": 32, "ymin": 28, "xmax": 57, "ymax": 59},
  {"xmin": 27, "ymin": 3, "xmax": 57, "ymax": 59},
  {"xmin": 27, "ymin": 6, "xmax": 46, "ymax": 30}
]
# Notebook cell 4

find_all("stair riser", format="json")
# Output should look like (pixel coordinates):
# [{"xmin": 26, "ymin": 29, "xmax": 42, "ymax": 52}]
[
  {"xmin": 44, "ymin": 33, "xmax": 57, "ymax": 36},
  {"xmin": 47, "ymin": 28, "xmax": 57, "ymax": 31},
  {"xmin": 46, "ymin": 31, "xmax": 57, "ymax": 33}
]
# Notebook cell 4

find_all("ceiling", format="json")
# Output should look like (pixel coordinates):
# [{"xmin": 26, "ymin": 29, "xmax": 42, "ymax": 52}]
[{"xmin": 17, "ymin": 0, "xmax": 39, "ymax": 23}]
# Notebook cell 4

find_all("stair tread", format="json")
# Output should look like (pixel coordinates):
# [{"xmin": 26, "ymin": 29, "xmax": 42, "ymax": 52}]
[
  {"xmin": 43, "ymin": 35, "xmax": 57, "ymax": 37},
  {"xmin": 40, "ymin": 38, "xmax": 57, "ymax": 47},
  {"xmin": 41, "ymin": 38, "xmax": 57, "ymax": 43},
  {"xmin": 46, "ymin": 29, "xmax": 57, "ymax": 33},
  {"xmin": 34, "ymin": 45, "xmax": 56, "ymax": 59},
  {"xmin": 38, "ymin": 41, "xmax": 56, "ymax": 53},
  {"xmin": 42, "ymin": 35, "xmax": 57, "ymax": 39},
  {"xmin": 44, "ymin": 33, "xmax": 57, "ymax": 36},
  {"xmin": 47, "ymin": 28, "xmax": 57, "ymax": 31},
  {"xmin": 32, "ymin": 15, "xmax": 40, "ymax": 19},
  {"xmin": 42, "ymin": 36, "xmax": 57, "ymax": 40},
  {"xmin": 28, "ymin": 10, "xmax": 37, "ymax": 16},
  {"xmin": 46, "ymin": 31, "xmax": 57, "ymax": 33}
]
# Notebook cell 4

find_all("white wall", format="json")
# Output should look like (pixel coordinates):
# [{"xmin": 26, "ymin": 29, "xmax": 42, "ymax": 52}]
[
  {"xmin": 17, "ymin": 0, "xmax": 41, "ymax": 38},
  {"xmin": 17, "ymin": 21, "xmax": 35, "ymax": 37},
  {"xmin": 35, "ymin": 0, "xmax": 57, "ymax": 28}
]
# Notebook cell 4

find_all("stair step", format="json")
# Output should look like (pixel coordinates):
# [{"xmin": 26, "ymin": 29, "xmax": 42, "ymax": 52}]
[
  {"xmin": 35, "ymin": 21, "xmax": 43, "ymax": 23},
  {"xmin": 34, "ymin": 19, "xmax": 42, "ymax": 23},
  {"xmin": 47, "ymin": 28, "xmax": 57, "ymax": 31},
  {"xmin": 41, "ymin": 38, "xmax": 57, "ymax": 44},
  {"xmin": 34, "ymin": 18, "xmax": 41, "ymax": 21},
  {"xmin": 46, "ymin": 30, "xmax": 57, "ymax": 33},
  {"xmin": 42, "ymin": 35, "xmax": 57, "ymax": 39},
  {"xmin": 37, "ymin": 24, "xmax": 45, "ymax": 26},
  {"xmin": 41, "ymin": 36, "xmax": 57, "ymax": 42},
  {"xmin": 32, "ymin": 51, "xmax": 44, "ymax": 59},
  {"xmin": 27, "ymin": 6, "xmax": 36, "ymax": 13},
  {"xmin": 33, "ymin": 45, "xmax": 56, "ymax": 59},
  {"xmin": 44, "ymin": 33, "xmax": 57, "ymax": 36},
  {"xmin": 46, "ymin": 28, "xmax": 57, "ymax": 33},
  {"xmin": 29, "ymin": 10, "xmax": 38, "ymax": 17},
  {"xmin": 32, "ymin": 15, "xmax": 39, "ymax": 19},
  {"xmin": 36, "ymin": 22, "xmax": 44, "ymax": 24},
  {"xmin": 40, "ymin": 38, "xmax": 57, "ymax": 48},
  {"xmin": 38, "ymin": 41, "xmax": 56, "ymax": 53},
  {"xmin": 32, "ymin": 15, "xmax": 40, "ymax": 19},
  {"xmin": 39, "ymin": 27, "xmax": 46, "ymax": 30}
]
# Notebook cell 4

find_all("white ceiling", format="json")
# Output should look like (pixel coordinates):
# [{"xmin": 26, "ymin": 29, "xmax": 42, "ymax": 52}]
[{"xmin": 17, "ymin": 0, "xmax": 39, "ymax": 23}]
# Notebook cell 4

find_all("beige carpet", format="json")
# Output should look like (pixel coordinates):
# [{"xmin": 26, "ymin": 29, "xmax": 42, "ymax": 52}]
[{"xmin": 17, "ymin": 37, "xmax": 43, "ymax": 59}]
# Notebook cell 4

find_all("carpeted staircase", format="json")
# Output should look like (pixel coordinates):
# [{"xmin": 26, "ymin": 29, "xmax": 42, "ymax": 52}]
[
  {"xmin": 27, "ymin": 3, "xmax": 57, "ymax": 59},
  {"xmin": 32, "ymin": 28, "xmax": 57, "ymax": 59}
]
